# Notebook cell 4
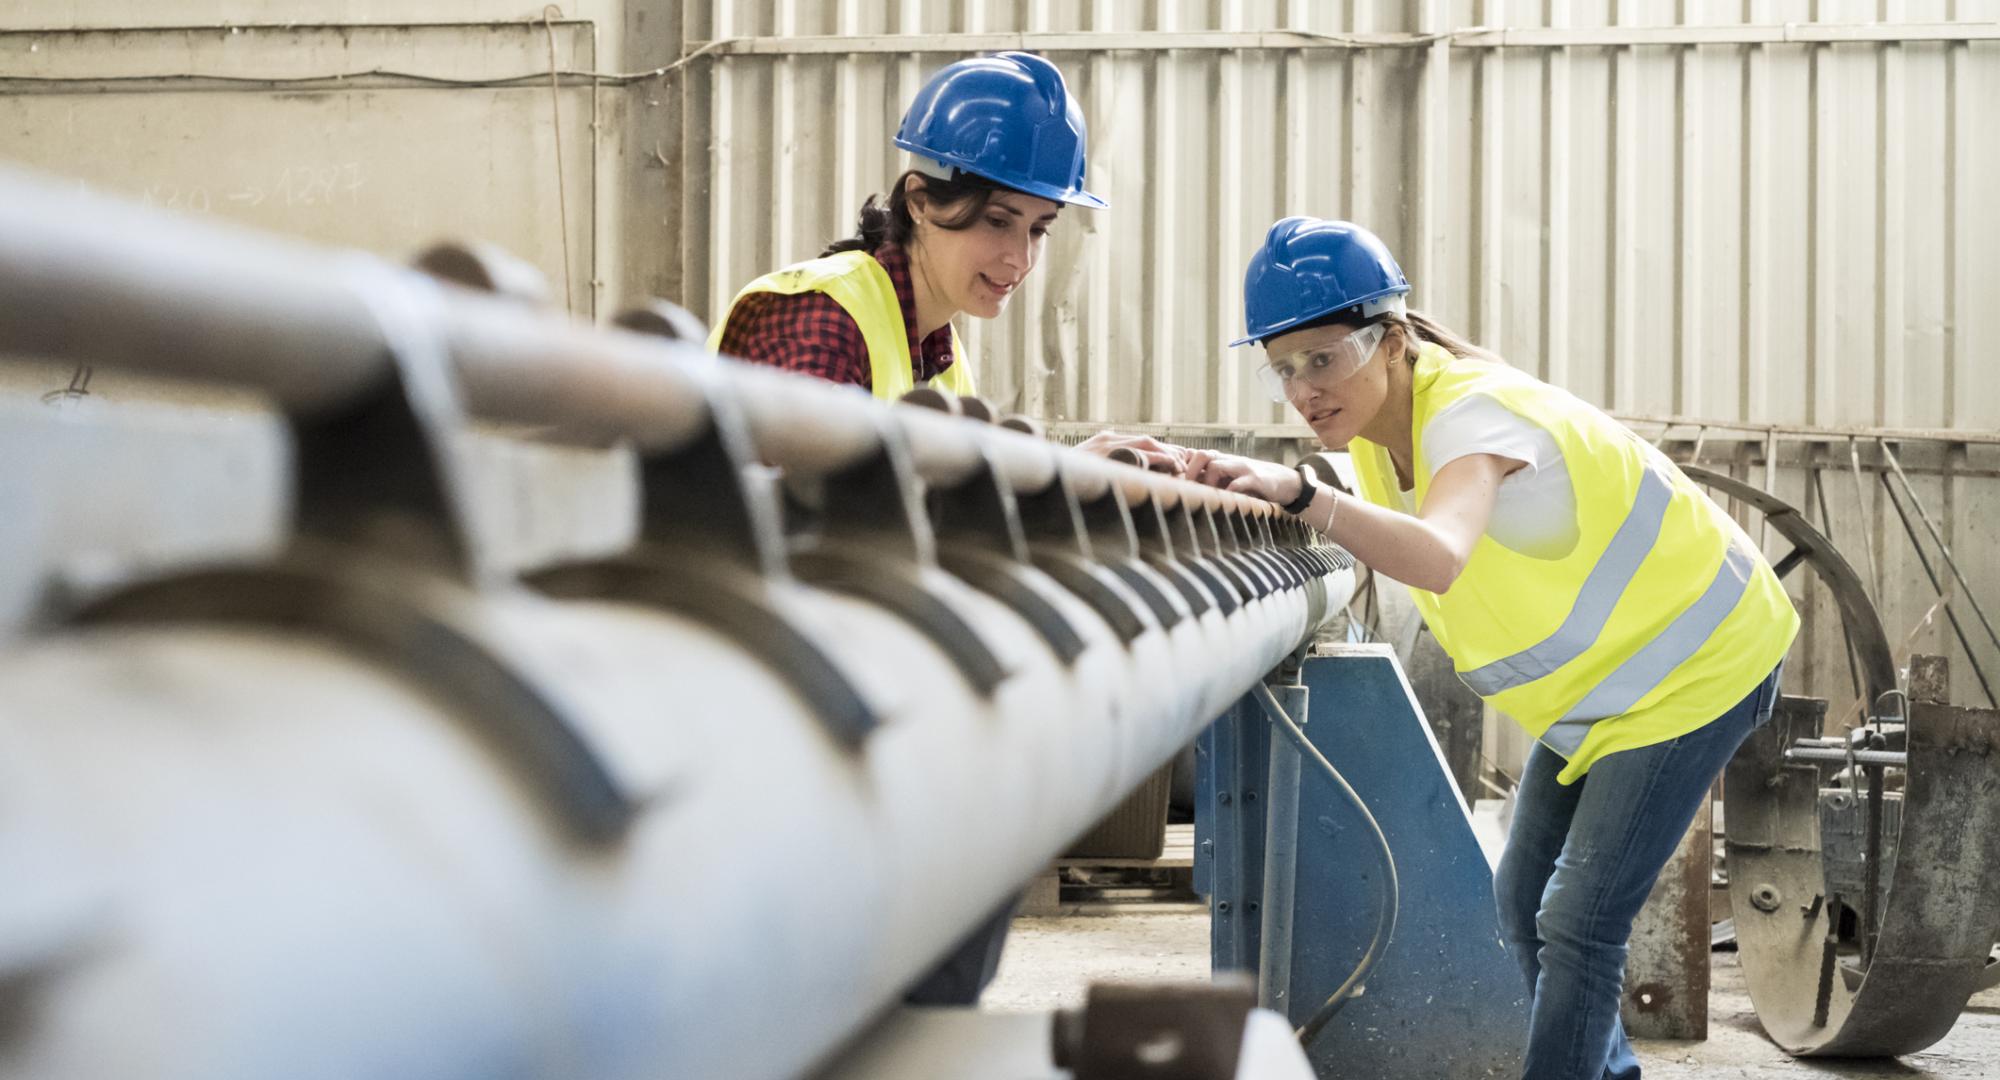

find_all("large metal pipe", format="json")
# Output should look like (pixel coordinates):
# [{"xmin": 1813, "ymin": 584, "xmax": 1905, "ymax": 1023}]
[
  {"xmin": 0, "ymin": 168, "xmax": 1354, "ymax": 1079},
  {"xmin": 1, "ymin": 567, "xmax": 1340, "ymax": 1080},
  {"xmin": 0, "ymin": 167, "xmax": 1287, "ymax": 530}
]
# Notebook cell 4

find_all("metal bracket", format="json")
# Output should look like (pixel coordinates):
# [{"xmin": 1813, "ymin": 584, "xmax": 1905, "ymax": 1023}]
[
  {"xmin": 1124, "ymin": 493, "xmax": 1218, "ymax": 617},
  {"xmin": 69, "ymin": 267, "xmax": 638, "ymax": 842},
  {"xmin": 916, "ymin": 440, "xmax": 1088, "ymax": 666},
  {"xmin": 1158, "ymin": 498, "xmax": 1244, "ymax": 615},
  {"xmin": 74, "ymin": 551, "xmax": 637, "ymax": 843},
  {"xmin": 1202, "ymin": 505, "xmax": 1279, "ymax": 600},
  {"xmin": 1240, "ymin": 511, "xmax": 1304, "ymax": 591},
  {"xmin": 529, "ymin": 371, "xmax": 880, "ymax": 747},
  {"xmin": 1184, "ymin": 504, "xmax": 1260, "ymax": 605},
  {"xmin": 787, "ymin": 422, "xmax": 1009, "ymax": 697},
  {"xmin": 1050, "ymin": 977, "xmax": 1258, "ymax": 1080},
  {"xmin": 1011, "ymin": 473, "xmax": 1154, "ymax": 644},
  {"xmin": 610, "ymin": 298, "xmax": 711, "ymax": 344},
  {"xmin": 288, "ymin": 271, "xmax": 489, "ymax": 583},
  {"xmin": 1074, "ymin": 486, "xmax": 1190, "ymax": 630}
]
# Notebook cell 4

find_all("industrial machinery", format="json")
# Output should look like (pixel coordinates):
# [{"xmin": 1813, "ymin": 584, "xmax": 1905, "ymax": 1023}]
[
  {"xmin": 1681, "ymin": 469, "xmax": 2000, "ymax": 1057},
  {"xmin": 0, "ymin": 168, "xmax": 1355, "ymax": 1079},
  {"xmin": 4, "ymin": 165, "xmax": 1992, "ymax": 1079}
]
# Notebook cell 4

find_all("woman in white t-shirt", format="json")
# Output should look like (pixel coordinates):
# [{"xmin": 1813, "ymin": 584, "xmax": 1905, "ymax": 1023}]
[{"xmin": 1081, "ymin": 218, "xmax": 1795, "ymax": 1080}]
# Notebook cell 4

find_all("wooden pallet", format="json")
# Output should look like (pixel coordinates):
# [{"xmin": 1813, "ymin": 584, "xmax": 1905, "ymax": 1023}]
[
  {"xmin": 1055, "ymin": 823, "xmax": 1194, "ymax": 870},
  {"xmin": 1022, "ymin": 825, "xmax": 1196, "ymax": 915}
]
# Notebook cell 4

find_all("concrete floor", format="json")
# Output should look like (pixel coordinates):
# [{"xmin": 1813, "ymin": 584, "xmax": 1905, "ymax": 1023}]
[{"xmin": 984, "ymin": 908, "xmax": 2000, "ymax": 1078}]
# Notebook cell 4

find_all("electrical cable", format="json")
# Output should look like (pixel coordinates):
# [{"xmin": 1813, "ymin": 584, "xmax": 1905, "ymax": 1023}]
[
  {"xmin": 1251, "ymin": 681, "xmax": 1400, "ymax": 1047},
  {"xmin": 0, "ymin": 38, "xmax": 740, "ymax": 91},
  {"xmin": 541, "ymin": 5, "xmax": 574, "ymax": 313},
  {"xmin": 2, "ymin": 26, "xmax": 1500, "ymax": 93}
]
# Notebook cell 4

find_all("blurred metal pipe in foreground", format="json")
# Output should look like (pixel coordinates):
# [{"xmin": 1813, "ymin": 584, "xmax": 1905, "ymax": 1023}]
[{"xmin": 0, "ymin": 168, "xmax": 1351, "ymax": 1080}]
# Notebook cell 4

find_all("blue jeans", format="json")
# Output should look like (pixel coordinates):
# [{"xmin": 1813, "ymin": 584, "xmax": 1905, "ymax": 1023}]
[{"xmin": 1494, "ymin": 665, "xmax": 1782, "ymax": 1079}]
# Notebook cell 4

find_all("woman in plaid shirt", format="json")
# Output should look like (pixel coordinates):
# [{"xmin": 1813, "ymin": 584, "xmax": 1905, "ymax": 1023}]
[
  {"xmin": 708, "ymin": 50, "xmax": 1107, "ymax": 1011},
  {"xmin": 710, "ymin": 51, "xmax": 1107, "ymax": 401}
]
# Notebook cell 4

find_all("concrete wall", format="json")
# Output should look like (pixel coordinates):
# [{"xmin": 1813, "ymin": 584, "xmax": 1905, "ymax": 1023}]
[{"xmin": 0, "ymin": 1, "xmax": 691, "ymax": 318}]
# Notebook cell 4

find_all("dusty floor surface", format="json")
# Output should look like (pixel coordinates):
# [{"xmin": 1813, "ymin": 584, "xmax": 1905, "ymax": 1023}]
[{"xmin": 984, "ymin": 907, "xmax": 2000, "ymax": 1078}]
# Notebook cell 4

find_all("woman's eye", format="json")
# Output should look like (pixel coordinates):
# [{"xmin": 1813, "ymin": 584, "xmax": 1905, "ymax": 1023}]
[
  {"xmin": 1030, "ymin": 226, "xmax": 1048, "ymax": 239},
  {"xmin": 986, "ymin": 217, "xmax": 1009, "ymax": 229}
]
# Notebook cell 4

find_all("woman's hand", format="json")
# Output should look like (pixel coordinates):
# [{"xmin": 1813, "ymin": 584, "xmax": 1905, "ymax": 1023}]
[
  {"xmin": 1074, "ymin": 431, "xmax": 1212, "ymax": 477},
  {"xmin": 1187, "ymin": 453, "xmax": 1303, "ymax": 505}
]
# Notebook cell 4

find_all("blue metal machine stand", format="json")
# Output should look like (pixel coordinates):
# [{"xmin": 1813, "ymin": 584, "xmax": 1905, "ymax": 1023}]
[{"xmin": 1195, "ymin": 644, "xmax": 1528, "ymax": 1078}]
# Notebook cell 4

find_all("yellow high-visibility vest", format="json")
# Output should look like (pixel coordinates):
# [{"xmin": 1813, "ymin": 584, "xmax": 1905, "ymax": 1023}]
[
  {"xmin": 707, "ymin": 249, "xmax": 976, "ymax": 401},
  {"xmin": 1350, "ymin": 343, "xmax": 1798, "ymax": 783}
]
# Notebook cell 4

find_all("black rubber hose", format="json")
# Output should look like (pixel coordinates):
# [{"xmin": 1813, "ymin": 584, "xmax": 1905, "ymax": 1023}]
[{"xmin": 1252, "ymin": 681, "xmax": 1401, "ymax": 1047}]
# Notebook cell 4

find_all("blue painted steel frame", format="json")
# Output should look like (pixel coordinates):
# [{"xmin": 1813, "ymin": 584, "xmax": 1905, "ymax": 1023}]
[{"xmin": 1196, "ymin": 645, "xmax": 1528, "ymax": 1079}]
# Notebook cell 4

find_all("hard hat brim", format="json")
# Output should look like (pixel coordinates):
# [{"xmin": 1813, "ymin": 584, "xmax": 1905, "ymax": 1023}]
[
  {"xmin": 893, "ymin": 140, "xmax": 1108, "ymax": 210},
  {"xmin": 1230, "ymin": 287, "xmax": 1411, "ymax": 348}
]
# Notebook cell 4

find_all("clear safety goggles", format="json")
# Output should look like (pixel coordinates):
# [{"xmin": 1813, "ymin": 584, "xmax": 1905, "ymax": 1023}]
[{"xmin": 1254, "ymin": 321, "xmax": 1386, "ymax": 403}]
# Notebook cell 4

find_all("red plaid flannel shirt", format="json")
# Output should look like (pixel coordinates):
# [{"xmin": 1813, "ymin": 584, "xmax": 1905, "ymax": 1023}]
[{"xmin": 714, "ymin": 243, "xmax": 958, "ymax": 391}]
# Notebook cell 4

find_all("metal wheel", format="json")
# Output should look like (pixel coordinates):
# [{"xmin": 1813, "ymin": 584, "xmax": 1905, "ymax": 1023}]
[{"xmin": 1682, "ymin": 464, "xmax": 2000, "ymax": 1056}]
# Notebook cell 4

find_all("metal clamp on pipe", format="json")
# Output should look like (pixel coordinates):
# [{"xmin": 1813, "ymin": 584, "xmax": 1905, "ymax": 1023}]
[
  {"xmin": 1069, "ymin": 477, "xmax": 1192, "ymax": 631},
  {"xmin": 529, "ymin": 364, "xmax": 882, "ymax": 747},
  {"xmin": 1009, "ymin": 461, "xmax": 1158, "ymax": 645},
  {"xmin": 896, "ymin": 396, "xmax": 1089, "ymax": 666},
  {"xmin": 1208, "ymin": 501, "xmax": 1281, "ymax": 600},
  {"xmin": 63, "ymin": 261, "xmax": 640, "ymax": 843},
  {"xmin": 1103, "ymin": 450, "xmax": 1231, "ymax": 618},
  {"xmin": 781, "ymin": 411, "xmax": 1012, "ymax": 698}
]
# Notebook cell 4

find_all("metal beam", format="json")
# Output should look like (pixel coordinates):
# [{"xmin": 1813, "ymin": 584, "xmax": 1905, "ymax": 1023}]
[
  {"xmin": 681, "ymin": 23, "xmax": 2000, "ymax": 59},
  {"xmin": 1045, "ymin": 417, "xmax": 2000, "ymax": 448},
  {"xmin": 1453, "ymin": 22, "xmax": 2000, "ymax": 47}
]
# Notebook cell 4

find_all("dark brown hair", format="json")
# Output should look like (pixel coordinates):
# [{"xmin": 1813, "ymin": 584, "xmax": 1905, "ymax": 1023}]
[{"xmin": 820, "ymin": 169, "xmax": 1013, "ymax": 257}]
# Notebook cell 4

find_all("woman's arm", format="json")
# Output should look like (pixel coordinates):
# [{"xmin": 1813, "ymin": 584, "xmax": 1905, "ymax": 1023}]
[{"xmin": 1196, "ymin": 452, "xmax": 1520, "ymax": 594}]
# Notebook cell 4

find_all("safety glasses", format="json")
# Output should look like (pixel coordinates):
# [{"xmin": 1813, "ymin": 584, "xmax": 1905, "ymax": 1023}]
[{"xmin": 1253, "ymin": 321, "xmax": 1386, "ymax": 403}]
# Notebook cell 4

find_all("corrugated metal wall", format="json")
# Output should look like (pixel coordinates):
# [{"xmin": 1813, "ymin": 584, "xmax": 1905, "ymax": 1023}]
[
  {"xmin": 677, "ymin": 1, "xmax": 2000, "ymax": 714},
  {"xmin": 2, "ymin": 3, "xmax": 1996, "ymax": 714},
  {"xmin": 680, "ymin": 1, "xmax": 1998, "ymax": 432}
]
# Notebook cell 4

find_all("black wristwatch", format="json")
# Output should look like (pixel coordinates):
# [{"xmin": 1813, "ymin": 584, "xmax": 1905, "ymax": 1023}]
[{"xmin": 1277, "ymin": 463, "xmax": 1320, "ymax": 516}]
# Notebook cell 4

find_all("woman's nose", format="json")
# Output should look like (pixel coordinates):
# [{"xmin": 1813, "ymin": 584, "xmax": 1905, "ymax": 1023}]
[{"xmin": 1004, "ymin": 231, "xmax": 1032, "ymax": 272}]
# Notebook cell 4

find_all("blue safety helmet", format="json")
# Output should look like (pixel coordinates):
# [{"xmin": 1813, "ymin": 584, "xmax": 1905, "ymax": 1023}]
[
  {"xmin": 1231, "ymin": 217, "xmax": 1409, "ymax": 347},
  {"xmin": 894, "ymin": 52, "xmax": 1107, "ymax": 210}
]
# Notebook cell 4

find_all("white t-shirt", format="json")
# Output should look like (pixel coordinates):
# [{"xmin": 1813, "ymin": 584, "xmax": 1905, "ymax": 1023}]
[{"xmin": 1390, "ymin": 394, "xmax": 1581, "ymax": 559}]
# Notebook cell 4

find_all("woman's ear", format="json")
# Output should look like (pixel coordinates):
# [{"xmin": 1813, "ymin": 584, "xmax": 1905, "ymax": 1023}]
[
  {"xmin": 1386, "ymin": 322, "xmax": 1413, "ymax": 363},
  {"xmin": 902, "ymin": 174, "xmax": 929, "ymax": 223}
]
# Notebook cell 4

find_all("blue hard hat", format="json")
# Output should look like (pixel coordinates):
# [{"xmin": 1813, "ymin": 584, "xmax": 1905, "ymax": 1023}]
[
  {"xmin": 894, "ymin": 52, "xmax": 1106, "ymax": 210},
  {"xmin": 1231, "ymin": 217, "xmax": 1410, "ymax": 347}
]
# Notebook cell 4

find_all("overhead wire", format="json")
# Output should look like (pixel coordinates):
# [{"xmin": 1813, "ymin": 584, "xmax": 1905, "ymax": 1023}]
[
  {"xmin": 0, "ymin": 37, "xmax": 740, "ymax": 90},
  {"xmin": 0, "ymin": 25, "xmax": 1496, "ymax": 93},
  {"xmin": 541, "ymin": 5, "xmax": 574, "ymax": 313}
]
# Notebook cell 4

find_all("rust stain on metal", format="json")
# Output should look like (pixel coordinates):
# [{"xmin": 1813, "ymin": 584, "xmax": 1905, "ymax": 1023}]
[
  {"xmin": 1622, "ymin": 801, "xmax": 1711, "ymax": 1040},
  {"xmin": 1630, "ymin": 981, "xmax": 1675, "ymax": 1013}
]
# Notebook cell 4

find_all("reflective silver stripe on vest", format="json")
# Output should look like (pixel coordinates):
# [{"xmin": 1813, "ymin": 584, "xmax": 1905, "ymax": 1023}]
[
  {"xmin": 1538, "ymin": 540, "xmax": 1759, "ymax": 757},
  {"xmin": 1457, "ymin": 467, "xmax": 1674, "ymax": 697}
]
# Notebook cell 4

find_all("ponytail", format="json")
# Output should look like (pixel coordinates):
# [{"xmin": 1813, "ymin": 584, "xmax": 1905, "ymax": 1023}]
[
  {"xmin": 1394, "ymin": 310, "xmax": 1505, "ymax": 365},
  {"xmin": 1274, "ymin": 305, "xmax": 1505, "ymax": 366},
  {"xmin": 820, "ymin": 196, "xmax": 895, "ymax": 256}
]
